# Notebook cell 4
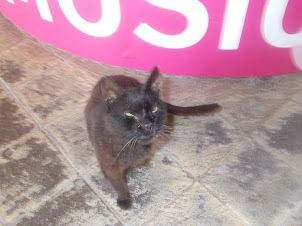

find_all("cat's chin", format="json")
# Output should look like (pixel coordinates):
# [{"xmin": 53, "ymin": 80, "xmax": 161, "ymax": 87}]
[{"xmin": 137, "ymin": 136, "xmax": 154, "ymax": 145}]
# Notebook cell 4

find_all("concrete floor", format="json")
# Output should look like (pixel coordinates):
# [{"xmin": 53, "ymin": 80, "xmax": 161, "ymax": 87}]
[{"xmin": 1, "ymin": 13, "xmax": 302, "ymax": 226}]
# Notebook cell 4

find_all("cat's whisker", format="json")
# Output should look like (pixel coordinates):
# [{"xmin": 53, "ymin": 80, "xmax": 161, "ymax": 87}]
[
  {"xmin": 128, "ymin": 138, "xmax": 137, "ymax": 158},
  {"xmin": 115, "ymin": 137, "xmax": 134, "ymax": 160},
  {"xmin": 160, "ymin": 128, "xmax": 175, "ymax": 134},
  {"xmin": 162, "ymin": 125, "xmax": 174, "ymax": 130},
  {"xmin": 157, "ymin": 129, "xmax": 183, "ymax": 140},
  {"xmin": 161, "ymin": 128, "xmax": 177, "ymax": 134},
  {"xmin": 158, "ymin": 130, "xmax": 169, "ymax": 136},
  {"xmin": 162, "ymin": 128, "xmax": 184, "ymax": 135},
  {"xmin": 128, "ymin": 138, "xmax": 134, "ymax": 157},
  {"xmin": 161, "ymin": 130, "xmax": 173, "ymax": 135},
  {"xmin": 130, "ymin": 137, "xmax": 136, "ymax": 149},
  {"xmin": 133, "ymin": 138, "xmax": 137, "ymax": 149},
  {"xmin": 161, "ymin": 129, "xmax": 171, "ymax": 132},
  {"xmin": 156, "ymin": 132, "xmax": 170, "ymax": 141}
]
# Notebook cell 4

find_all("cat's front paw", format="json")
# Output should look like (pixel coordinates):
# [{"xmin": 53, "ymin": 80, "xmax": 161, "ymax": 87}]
[{"xmin": 117, "ymin": 198, "xmax": 132, "ymax": 209}]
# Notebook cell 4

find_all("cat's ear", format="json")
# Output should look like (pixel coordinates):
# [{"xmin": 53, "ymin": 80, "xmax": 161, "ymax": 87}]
[
  {"xmin": 100, "ymin": 76, "xmax": 124, "ymax": 103},
  {"xmin": 144, "ymin": 66, "xmax": 162, "ymax": 92}
]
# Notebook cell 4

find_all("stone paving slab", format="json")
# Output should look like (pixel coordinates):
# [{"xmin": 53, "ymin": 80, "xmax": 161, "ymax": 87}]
[
  {"xmin": 12, "ymin": 179, "xmax": 122, "ymax": 226},
  {"xmin": 159, "ymin": 75, "xmax": 239, "ymax": 107},
  {"xmin": 202, "ymin": 139, "xmax": 302, "ymax": 226},
  {"xmin": 158, "ymin": 74, "xmax": 300, "ymax": 138},
  {"xmin": 282, "ymin": 205, "xmax": 302, "ymax": 226},
  {"xmin": 46, "ymin": 109, "xmax": 97, "ymax": 174},
  {"xmin": 198, "ymin": 74, "xmax": 302, "ymax": 136},
  {"xmin": 29, "ymin": 38, "xmax": 76, "ymax": 63},
  {"xmin": 83, "ymin": 152, "xmax": 193, "ymax": 225},
  {"xmin": 252, "ymin": 100, "xmax": 302, "ymax": 172},
  {"xmin": 13, "ymin": 63, "xmax": 95, "ymax": 125},
  {"xmin": 0, "ymin": 95, "xmax": 37, "ymax": 150},
  {"xmin": 0, "ymin": 14, "xmax": 24, "ymax": 53},
  {"xmin": 291, "ymin": 91, "xmax": 302, "ymax": 105},
  {"xmin": 227, "ymin": 74, "xmax": 301, "ymax": 97},
  {"xmin": 147, "ymin": 182, "xmax": 246, "ymax": 226},
  {"xmin": 0, "ymin": 40, "xmax": 64, "ymax": 88},
  {"xmin": 218, "ymin": 92, "xmax": 289, "ymax": 135},
  {"xmin": 161, "ymin": 113, "xmax": 242, "ymax": 178},
  {"xmin": 0, "ymin": 82, "xmax": 6, "ymax": 97},
  {"xmin": 0, "ymin": 132, "xmax": 78, "ymax": 224}
]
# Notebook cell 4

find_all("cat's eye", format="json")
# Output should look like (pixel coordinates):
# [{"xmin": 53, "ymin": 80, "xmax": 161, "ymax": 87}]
[
  {"xmin": 125, "ymin": 112, "xmax": 134, "ymax": 117},
  {"xmin": 152, "ymin": 106, "xmax": 158, "ymax": 113}
]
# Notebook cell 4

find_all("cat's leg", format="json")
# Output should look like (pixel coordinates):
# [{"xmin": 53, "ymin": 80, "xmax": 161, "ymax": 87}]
[{"xmin": 102, "ymin": 165, "xmax": 131, "ymax": 209}]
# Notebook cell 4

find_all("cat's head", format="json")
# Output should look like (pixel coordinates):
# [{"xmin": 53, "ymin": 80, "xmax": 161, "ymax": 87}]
[{"xmin": 101, "ymin": 67, "xmax": 166, "ymax": 144}]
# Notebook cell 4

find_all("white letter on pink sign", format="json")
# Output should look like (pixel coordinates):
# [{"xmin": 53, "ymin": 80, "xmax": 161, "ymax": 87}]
[
  {"xmin": 58, "ymin": 0, "xmax": 120, "ymax": 37},
  {"xmin": 134, "ymin": 0, "xmax": 209, "ymax": 49},
  {"xmin": 6, "ymin": 0, "xmax": 53, "ymax": 22},
  {"xmin": 262, "ymin": 0, "xmax": 302, "ymax": 48},
  {"xmin": 6, "ymin": 0, "xmax": 28, "ymax": 4},
  {"xmin": 219, "ymin": 0, "xmax": 250, "ymax": 50},
  {"xmin": 36, "ymin": 0, "xmax": 53, "ymax": 22}
]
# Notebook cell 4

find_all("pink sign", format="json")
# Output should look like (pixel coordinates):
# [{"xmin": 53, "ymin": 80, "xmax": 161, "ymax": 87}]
[{"xmin": 1, "ymin": 0, "xmax": 302, "ymax": 77}]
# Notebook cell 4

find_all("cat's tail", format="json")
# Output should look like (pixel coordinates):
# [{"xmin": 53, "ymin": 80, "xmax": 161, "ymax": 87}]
[{"xmin": 166, "ymin": 103, "xmax": 222, "ymax": 116}]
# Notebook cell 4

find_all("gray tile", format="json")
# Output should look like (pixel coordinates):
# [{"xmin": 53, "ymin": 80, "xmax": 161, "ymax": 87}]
[
  {"xmin": 282, "ymin": 205, "xmax": 302, "ymax": 226},
  {"xmin": 159, "ymin": 76, "xmax": 237, "ymax": 107},
  {"xmin": 210, "ymin": 74, "xmax": 302, "ymax": 135},
  {"xmin": 0, "ymin": 15, "xmax": 25, "ymax": 53},
  {"xmin": 161, "ymin": 114, "xmax": 242, "ymax": 178},
  {"xmin": 0, "ymin": 58, "xmax": 26, "ymax": 86},
  {"xmin": 13, "ymin": 179, "xmax": 122, "ymax": 226},
  {"xmin": 46, "ymin": 109, "xmax": 97, "ymax": 173},
  {"xmin": 159, "ymin": 75, "xmax": 299, "ymax": 140},
  {"xmin": 29, "ymin": 38, "xmax": 75, "ymax": 62},
  {"xmin": 291, "ymin": 86, "xmax": 302, "ymax": 105},
  {"xmin": 0, "ymin": 133, "xmax": 78, "ymax": 224},
  {"xmin": 147, "ymin": 182, "xmax": 246, "ymax": 226},
  {"xmin": 160, "ymin": 73, "xmax": 300, "ymax": 111},
  {"xmin": 252, "ymin": 100, "xmax": 302, "ymax": 172},
  {"xmin": 14, "ymin": 63, "xmax": 95, "ymax": 125},
  {"xmin": 0, "ymin": 95, "xmax": 37, "ymax": 149},
  {"xmin": 202, "ymin": 140, "xmax": 302, "ymax": 226},
  {"xmin": 218, "ymin": 73, "xmax": 301, "ymax": 99},
  {"xmin": 218, "ymin": 92, "xmax": 288, "ymax": 135},
  {"xmin": 0, "ymin": 82, "xmax": 6, "ymax": 97},
  {"xmin": 83, "ymin": 152, "xmax": 193, "ymax": 225},
  {"xmin": 0, "ymin": 40, "xmax": 63, "ymax": 87}
]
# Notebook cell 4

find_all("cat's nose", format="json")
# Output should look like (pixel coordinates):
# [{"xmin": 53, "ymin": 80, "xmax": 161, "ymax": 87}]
[{"xmin": 139, "ymin": 123, "xmax": 152, "ymax": 131}]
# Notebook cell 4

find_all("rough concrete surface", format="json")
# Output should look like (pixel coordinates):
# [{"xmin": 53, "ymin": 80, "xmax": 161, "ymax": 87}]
[{"xmin": 0, "ymin": 14, "xmax": 302, "ymax": 225}]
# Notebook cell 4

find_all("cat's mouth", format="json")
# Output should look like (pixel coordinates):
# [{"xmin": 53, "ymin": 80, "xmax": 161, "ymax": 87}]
[{"xmin": 137, "ymin": 135, "xmax": 154, "ymax": 144}]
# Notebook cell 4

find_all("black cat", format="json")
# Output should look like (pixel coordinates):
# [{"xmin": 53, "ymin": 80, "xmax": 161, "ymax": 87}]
[{"xmin": 85, "ymin": 67, "xmax": 221, "ymax": 209}]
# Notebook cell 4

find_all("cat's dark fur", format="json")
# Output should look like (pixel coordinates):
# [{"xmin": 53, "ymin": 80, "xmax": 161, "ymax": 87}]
[{"xmin": 85, "ymin": 67, "xmax": 221, "ymax": 209}]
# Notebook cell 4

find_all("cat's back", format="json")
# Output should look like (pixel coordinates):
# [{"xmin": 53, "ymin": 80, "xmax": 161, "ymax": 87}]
[
  {"xmin": 85, "ymin": 79, "xmax": 103, "ymax": 115},
  {"xmin": 85, "ymin": 79, "xmax": 106, "ymax": 141}
]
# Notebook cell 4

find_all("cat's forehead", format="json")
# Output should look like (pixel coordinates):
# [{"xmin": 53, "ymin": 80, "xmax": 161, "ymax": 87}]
[{"xmin": 123, "ymin": 90, "xmax": 159, "ymax": 108}]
